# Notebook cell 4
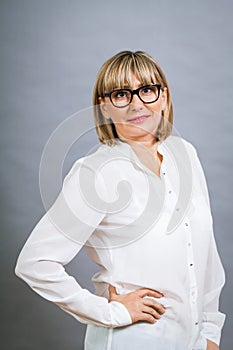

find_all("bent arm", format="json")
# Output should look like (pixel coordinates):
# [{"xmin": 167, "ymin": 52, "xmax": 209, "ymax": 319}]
[{"xmin": 15, "ymin": 161, "xmax": 132, "ymax": 328}]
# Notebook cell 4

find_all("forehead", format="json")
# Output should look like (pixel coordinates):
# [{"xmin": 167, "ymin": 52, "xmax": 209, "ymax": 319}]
[
  {"xmin": 103, "ymin": 59, "xmax": 160, "ymax": 92},
  {"xmin": 121, "ymin": 74, "xmax": 145, "ymax": 88}
]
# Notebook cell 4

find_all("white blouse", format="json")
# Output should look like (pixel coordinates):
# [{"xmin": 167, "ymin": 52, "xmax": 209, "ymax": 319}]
[{"xmin": 15, "ymin": 136, "xmax": 225, "ymax": 350}]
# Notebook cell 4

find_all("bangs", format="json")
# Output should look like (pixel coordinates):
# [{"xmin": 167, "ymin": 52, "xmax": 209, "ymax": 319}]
[
  {"xmin": 93, "ymin": 50, "xmax": 173, "ymax": 145},
  {"xmin": 101, "ymin": 54, "xmax": 162, "ymax": 94}
]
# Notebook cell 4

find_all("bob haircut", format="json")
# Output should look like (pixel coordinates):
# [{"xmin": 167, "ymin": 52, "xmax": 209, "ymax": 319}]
[{"xmin": 93, "ymin": 50, "xmax": 173, "ymax": 146}]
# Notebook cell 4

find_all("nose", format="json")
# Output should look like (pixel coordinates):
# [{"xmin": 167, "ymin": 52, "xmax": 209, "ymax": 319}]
[{"xmin": 129, "ymin": 93, "xmax": 144, "ymax": 111}]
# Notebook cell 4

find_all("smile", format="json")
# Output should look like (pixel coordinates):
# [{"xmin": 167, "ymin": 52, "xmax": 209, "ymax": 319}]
[{"xmin": 127, "ymin": 115, "xmax": 150, "ymax": 124}]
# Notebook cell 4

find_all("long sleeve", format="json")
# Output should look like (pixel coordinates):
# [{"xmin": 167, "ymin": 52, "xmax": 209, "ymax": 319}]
[
  {"xmin": 192, "ymin": 146, "xmax": 226, "ymax": 346},
  {"xmin": 201, "ymin": 230, "xmax": 226, "ymax": 345},
  {"xmin": 15, "ymin": 159, "xmax": 132, "ymax": 328}
]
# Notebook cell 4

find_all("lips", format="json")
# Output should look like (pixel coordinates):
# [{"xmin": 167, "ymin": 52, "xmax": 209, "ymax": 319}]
[{"xmin": 127, "ymin": 115, "xmax": 150, "ymax": 124}]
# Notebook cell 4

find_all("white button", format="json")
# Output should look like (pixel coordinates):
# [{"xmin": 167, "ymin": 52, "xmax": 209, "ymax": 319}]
[
  {"xmin": 185, "ymin": 222, "xmax": 189, "ymax": 226},
  {"xmin": 195, "ymin": 322, "xmax": 198, "ymax": 325},
  {"xmin": 176, "ymin": 208, "xmax": 179, "ymax": 211},
  {"xmin": 168, "ymin": 190, "xmax": 172, "ymax": 194},
  {"xmin": 188, "ymin": 242, "xmax": 191, "ymax": 247}
]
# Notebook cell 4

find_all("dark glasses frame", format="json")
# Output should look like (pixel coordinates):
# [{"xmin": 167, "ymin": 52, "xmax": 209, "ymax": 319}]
[{"xmin": 103, "ymin": 84, "xmax": 161, "ymax": 108}]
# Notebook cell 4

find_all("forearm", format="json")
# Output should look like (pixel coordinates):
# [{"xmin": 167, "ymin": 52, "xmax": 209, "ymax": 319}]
[
  {"xmin": 15, "ymin": 214, "xmax": 132, "ymax": 328},
  {"xmin": 200, "ymin": 234, "xmax": 226, "ymax": 346},
  {"xmin": 207, "ymin": 338, "xmax": 219, "ymax": 350}
]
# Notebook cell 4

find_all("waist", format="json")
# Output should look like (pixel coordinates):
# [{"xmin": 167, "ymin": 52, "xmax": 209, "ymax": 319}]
[{"xmin": 85, "ymin": 321, "xmax": 189, "ymax": 350}]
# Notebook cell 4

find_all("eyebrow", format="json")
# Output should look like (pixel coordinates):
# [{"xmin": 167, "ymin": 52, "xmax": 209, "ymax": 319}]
[{"xmin": 114, "ymin": 83, "xmax": 147, "ymax": 90}]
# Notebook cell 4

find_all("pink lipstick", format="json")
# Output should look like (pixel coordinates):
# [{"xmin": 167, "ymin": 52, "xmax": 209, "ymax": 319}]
[{"xmin": 128, "ymin": 115, "xmax": 150, "ymax": 124}]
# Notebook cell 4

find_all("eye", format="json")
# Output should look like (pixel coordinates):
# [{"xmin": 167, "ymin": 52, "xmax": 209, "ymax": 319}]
[
  {"xmin": 140, "ymin": 86, "xmax": 154, "ymax": 95},
  {"xmin": 112, "ymin": 90, "xmax": 129, "ymax": 100}
]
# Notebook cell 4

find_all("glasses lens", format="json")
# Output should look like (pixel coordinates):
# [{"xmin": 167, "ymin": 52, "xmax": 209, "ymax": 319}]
[
  {"xmin": 110, "ymin": 90, "xmax": 131, "ymax": 107},
  {"xmin": 139, "ymin": 85, "xmax": 159, "ymax": 103}
]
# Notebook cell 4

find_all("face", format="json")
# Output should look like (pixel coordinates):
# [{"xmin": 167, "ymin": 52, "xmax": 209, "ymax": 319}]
[{"xmin": 99, "ymin": 74, "xmax": 167, "ymax": 144}]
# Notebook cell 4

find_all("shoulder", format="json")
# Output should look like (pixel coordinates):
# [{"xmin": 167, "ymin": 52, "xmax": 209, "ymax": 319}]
[
  {"xmin": 164, "ymin": 134, "xmax": 197, "ymax": 150},
  {"xmin": 66, "ymin": 143, "xmax": 112, "ymax": 173},
  {"xmin": 162, "ymin": 135, "xmax": 206, "ymax": 183},
  {"xmin": 162, "ymin": 135, "xmax": 199, "ymax": 161},
  {"xmin": 63, "ymin": 142, "xmax": 123, "ymax": 187}
]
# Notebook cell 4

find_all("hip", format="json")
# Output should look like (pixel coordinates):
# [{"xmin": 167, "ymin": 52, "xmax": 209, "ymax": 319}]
[{"xmin": 84, "ymin": 319, "xmax": 190, "ymax": 350}]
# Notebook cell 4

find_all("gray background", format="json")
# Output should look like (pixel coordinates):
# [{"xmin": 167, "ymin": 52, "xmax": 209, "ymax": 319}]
[{"xmin": 1, "ymin": 0, "xmax": 232, "ymax": 349}]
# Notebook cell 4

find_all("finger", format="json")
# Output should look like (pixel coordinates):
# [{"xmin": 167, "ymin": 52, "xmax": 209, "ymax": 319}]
[
  {"xmin": 108, "ymin": 284, "xmax": 118, "ymax": 296},
  {"xmin": 142, "ymin": 306, "xmax": 162, "ymax": 320},
  {"xmin": 139, "ymin": 313, "xmax": 157, "ymax": 324},
  {"xmin": 142, "ymin": 298, "xmax": 166, "ymax": 314},
  {"xmin": 137, "ymin": 288, "xmax": 164, "ymax": 298}
]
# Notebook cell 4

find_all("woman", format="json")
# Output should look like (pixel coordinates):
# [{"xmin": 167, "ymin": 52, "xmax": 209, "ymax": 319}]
[{"xmin": 15, "ymin": 51, "xmax": 225, "ymax": 350}]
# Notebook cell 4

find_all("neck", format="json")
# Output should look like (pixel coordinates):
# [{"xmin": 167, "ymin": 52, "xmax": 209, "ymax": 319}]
[{"xmin": 119, "ymin": 135, "xmax": 159, "ymax": 157}]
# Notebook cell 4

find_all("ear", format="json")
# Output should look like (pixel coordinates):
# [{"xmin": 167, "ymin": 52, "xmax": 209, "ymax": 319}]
[
  {"xmin": 99, "ymin": 97, "xmax": 111, "ymax": 119},
  {"xmin": 161, "ymin": 87, "xmax": 168, "ymax": 111}
]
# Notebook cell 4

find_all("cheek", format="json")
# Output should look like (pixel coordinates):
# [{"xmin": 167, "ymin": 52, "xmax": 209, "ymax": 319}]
[
  {"xmin": 148, "ymin": 100, "xmax": 163, "ymax": 114},
  {"xmin": 107, "ymin": 108, "xmax": 125, "ymax": 122}
]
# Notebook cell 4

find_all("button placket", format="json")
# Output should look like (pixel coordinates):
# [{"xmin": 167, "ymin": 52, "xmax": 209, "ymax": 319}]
[
  {"xmin": 184, "ymin": 218, "xmax": 200, "ymax": 339},
  {"xmin": 190, "ymin": 287, "xmax": 197, "ymax": 304},
  {"xmin": 163, "ymin": 162, "xmax": 182, "ymax": 235}
]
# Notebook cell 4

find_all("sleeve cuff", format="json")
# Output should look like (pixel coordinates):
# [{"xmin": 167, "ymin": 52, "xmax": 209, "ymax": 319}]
[
  {"xmin": 192, "ymin": 333, "xmax": 207, "ymax": 350},
  {"xmin": 109, "ymin": 301, "xmax": 132, "ymax": 327},
  {"xmin": 200, "ymin": 311, "xmax": 226, "ymax": 346}
]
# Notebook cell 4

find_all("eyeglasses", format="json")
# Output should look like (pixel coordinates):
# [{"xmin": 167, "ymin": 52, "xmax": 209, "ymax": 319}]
[{"xmin": 103, "ymin": 84, "xmax": 161, "ymax": 108}]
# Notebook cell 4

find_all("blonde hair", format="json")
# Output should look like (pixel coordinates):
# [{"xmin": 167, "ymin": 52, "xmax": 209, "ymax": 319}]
[{"xmin": 93, "ymin": 50, "xmax": 173, "ymax": 146}]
